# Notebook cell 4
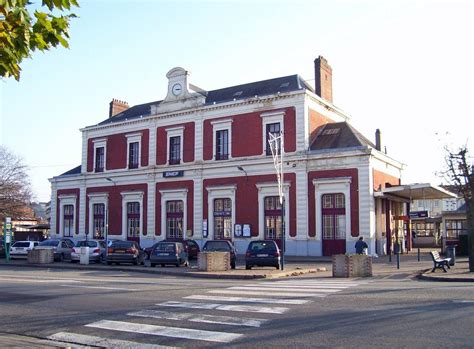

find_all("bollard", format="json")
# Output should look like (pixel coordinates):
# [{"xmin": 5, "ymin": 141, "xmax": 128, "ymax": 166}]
[
  {"xmin": 397, "ymin": 252, "xmax": 400, "ymax": 269},
  {"xmin": 389, "ymin": 252, "xmax": 392, "ymax": 263},
  {"xmin": 417, "ymin": 248, "xmax": 420, "ymax": 262}
]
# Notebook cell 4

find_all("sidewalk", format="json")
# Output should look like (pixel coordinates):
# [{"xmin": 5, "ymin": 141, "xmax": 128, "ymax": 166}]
[
  {"xmin": 0, "ymin": 333, "xmax": 68, "ymax": 348},
  {"xmin": 1, "ymin": 253, "xmax": 472, "ymax": 281}
]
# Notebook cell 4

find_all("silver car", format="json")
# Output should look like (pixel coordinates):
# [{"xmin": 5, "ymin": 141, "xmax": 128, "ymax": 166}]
[
  {"xmin": 71, "ymin": 240, "xmax": 106, "ymax": 263},
  {"xmin": 10, "ymin": 241, "xmax": 39, "ymax": 259},
  {"xmin": 35, "ymin": 238, "xmax": 75, "ymax": 262}
]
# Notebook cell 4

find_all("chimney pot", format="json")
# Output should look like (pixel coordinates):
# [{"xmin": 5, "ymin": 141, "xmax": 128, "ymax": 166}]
[
  {"xmin": 109, "ymin": 98, "xmax": 129, "ymax": 118},
  {"xmin": 375, "ymin": 129, "xmax": 382, "ymax": 151}
]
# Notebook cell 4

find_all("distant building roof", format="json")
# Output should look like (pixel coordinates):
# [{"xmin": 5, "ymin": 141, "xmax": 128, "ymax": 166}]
[
  {"xmin": 97, "ymin": 74, "xmax": 312, "ymax": 126},
  {"xmin": 310, "ymin": 122, "xmax": 376, "ymax": 151},
  {"xmin": 60, "ymin": 165, "xmax": 81, "ymax": 176}
]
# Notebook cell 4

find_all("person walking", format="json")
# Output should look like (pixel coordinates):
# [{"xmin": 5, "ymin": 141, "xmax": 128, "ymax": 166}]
[{"xmin": 355, "ymin": 236, "xmax": 368, "ymax": 254}]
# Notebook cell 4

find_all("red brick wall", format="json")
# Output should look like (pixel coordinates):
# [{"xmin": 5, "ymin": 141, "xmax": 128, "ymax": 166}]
[
  {"xmin": 155, "ymin": 181, "xmax": 194, "ymax": 237},
  {"xmin": 373, "ymin": 169, "xmax": 401, "ymax": 191},
  {"xmin": 56, "ymin": 188, "xmax": 80, "ymax": 235},
  {"xmin": 203, "ymin": 173, "xmax": 297, "ymax": 237},
  {"xmin": 86, "ymin": 184, "xmax": 147, "ymax": 236},
  {"xmin": 308, "ymin": 169, "xmax": 359, "ymax": 238},
  {"xmin": 87, "ymin": 129, "xmax": 149, "ymax": 171},
  {"xmin": 203, "ymin": 107, "xmax": 296, "ymax": 160},
  {"xmin": 156, "ymin": 122, "xmax": 195, "ymax": 165}
]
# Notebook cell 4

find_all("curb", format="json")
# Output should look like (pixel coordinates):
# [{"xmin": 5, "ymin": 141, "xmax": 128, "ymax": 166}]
[
  {"xmin": 0, "ymin": 262, "xmax": 318, "ymax": 280},
  {"xmin": 417, "ymin": 272, "xmax": 474, "ymax": 283}
]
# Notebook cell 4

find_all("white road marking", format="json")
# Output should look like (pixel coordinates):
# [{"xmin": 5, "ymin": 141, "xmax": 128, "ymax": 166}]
[
  {"xmin": 86, "ymin": 320, "xmax": 242, "ymax": 343},
  {"xmin": 228, "ymin": 286, "xmax": 340, "ymax": 293},
  {"xmin": 48, "ymin": 332, "xmax": 176, "ymax": 349},
  {"xmin": 245, "ymin": 283, "xmax": 350, "ymax": 289},
  {"xmin": 270, "ymin": 281, "xmax": 362, "ymax": 286},
  {"xmin": 158, "ymin": 301, "xmax": 288, "ymax": 314},
  {"xmin": 208, "ymin": 289, "xmax": 327, "ymax": 298},
  {"xmin": 59, "ymin": 284, "xmax": 140, "ymax": 291},
  {"xmin": 129, "ymin": 309, "xmax": 268, "ymax": 327},
  {"xmin": 185, "ymin": 295, "xmax": 310, "ymax": 305},
  {"xmin": 0, "ymin": 277, "xmax": 83, "ymax": 284}
]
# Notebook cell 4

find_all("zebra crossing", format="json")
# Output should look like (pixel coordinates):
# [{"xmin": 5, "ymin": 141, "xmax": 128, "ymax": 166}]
[{"xmin": 47, "ymin": 278, "xmax": 368, "ymax": 348}]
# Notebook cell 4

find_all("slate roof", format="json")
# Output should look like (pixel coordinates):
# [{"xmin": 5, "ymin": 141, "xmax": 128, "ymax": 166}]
[
  {"xmin": 97, "ymin": 74, "xmax": 312, "ymax": 126},
  {"xmin": 310, "ymin": 122, "xmax": 376, "ymax": 151},
  {"xmin": 59, "ymin": 165, "xmax": 81, "ymax": 176}
]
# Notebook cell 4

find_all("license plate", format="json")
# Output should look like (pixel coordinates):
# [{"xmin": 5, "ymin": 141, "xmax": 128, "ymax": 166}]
[
  {"xmin": 157, "ymin": 253, "xmax": 168, "ymax": 256},
  {"xmin": 257, "ymin": 254, "xmax": 268, "ymax": 257},
  {"xmin": 115, "ymin": 250, "xmax": 125, "ymax": 253}
]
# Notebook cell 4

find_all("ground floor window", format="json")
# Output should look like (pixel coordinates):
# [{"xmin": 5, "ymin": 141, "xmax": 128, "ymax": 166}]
[
  {"xmin": 63, "ymin": 204, "xmax": 74, "ymax": 237},
  {"xmin": 412, "ymin": 221, "xmax": 434, "ymax": 237},
  {"xmin": 445, "ymin": 219, "xmax": 466, "ymax": 239},
  {"xmin": 93, "ymin": 203, "xmax": 105, "ymax": 239},
  {"xmin": 322, "ymin": 193, "xmax": 346, "ymax": 240},
  {"xmin": 166, "ymin": 200, "xmax": 184, "ymax": 239},
  {"xmin": 127, "ymin": 202, "xmax": 140, "ymax": 238},
  {"xmin": 214, "ymin": 198, "xmax": 232, "ymax": 239},
  {"xmin": 264, "ymin": 196, "xmax": 282, "ymax": 239}
]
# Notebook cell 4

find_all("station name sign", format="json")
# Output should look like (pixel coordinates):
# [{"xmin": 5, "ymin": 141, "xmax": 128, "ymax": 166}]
[
  {"xmin": 409, "ymin": 211, "xmax": 429, "ymax": 219},
  {"xmin": 163, "ymin": 171, "xmax": 184, "ymax": 178}
]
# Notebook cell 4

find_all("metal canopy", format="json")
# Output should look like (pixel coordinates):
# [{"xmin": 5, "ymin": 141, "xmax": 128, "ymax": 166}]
[{"xmin": 374, "ymin": 183, "xmax": 457, "ymax": 200}]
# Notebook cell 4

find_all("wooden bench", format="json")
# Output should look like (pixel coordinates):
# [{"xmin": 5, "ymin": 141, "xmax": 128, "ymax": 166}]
[{"xmin": 430, "ymin": 251, "xmax": 451, "ymax": 272}]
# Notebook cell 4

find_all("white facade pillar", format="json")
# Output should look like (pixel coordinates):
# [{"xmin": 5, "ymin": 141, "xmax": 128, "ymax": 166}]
[
  {"xmin": 294, "ymin": 98, "xmax": 306, "ymax": 152},
  {"xmin": 148, "ymin": 125, "xmax": 157, "ymax": 166},
  {"xmin": 50, "ymin": 183, "xmax": 58, "ymax": 236},
  {"xmin": 195, "ymin": 114, "xmax": 204, "ymax": 162},
  {"xmin": 193, "ymin": 172, "xmax": 203, "ymax": 240},
  {"xmin": 81, "ymin": 130, "xmax": 88, "ymax": 174},
  {"xmin": 79, "ymin": 181, "xmax": 87, "ymax": 238},
  {"xmin": 145, "ymin": 177, "xmax": 156, "ymax": 247}
]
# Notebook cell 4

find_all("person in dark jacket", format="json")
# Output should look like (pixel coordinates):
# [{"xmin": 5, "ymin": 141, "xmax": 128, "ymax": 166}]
[{"xmin": 355, "ymin": 236, "xmax": 368, "ymax": 254}]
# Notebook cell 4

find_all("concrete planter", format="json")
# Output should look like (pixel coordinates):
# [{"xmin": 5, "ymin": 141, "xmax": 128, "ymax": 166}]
[
  {"xmin": 28, "ymin": 249, "xmax": 54, "ymax": 264},
  {"xmin": 198, "ymin": 252, "xmax": 231, "ymax": 271},
  {"xmin": 332, "ymin": 254, "xmax": 372, "ymax": 277}
]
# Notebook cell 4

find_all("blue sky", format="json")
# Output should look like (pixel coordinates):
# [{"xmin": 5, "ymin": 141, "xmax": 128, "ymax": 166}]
[{"xmin": 1, "ymin": 0, "xmax": 473, "ymax": 202}]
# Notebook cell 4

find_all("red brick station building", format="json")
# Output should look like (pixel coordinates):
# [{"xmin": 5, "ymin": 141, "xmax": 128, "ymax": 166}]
[{"xmin": 50, "ymin": 57, "xmax": 453, "ymax": 256}]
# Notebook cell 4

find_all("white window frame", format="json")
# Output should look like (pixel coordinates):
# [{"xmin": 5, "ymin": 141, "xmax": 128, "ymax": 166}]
[
  {"xmin": 260, "ymin": 110, "xmax": 285, "ymax": 156},
  {"xmin": 313, "ymin": 177, "xmax": 352, "ymax": 241},
  {"xmin": 121, "ymin": 191, "xmax": 144, "ymax": 239},
  {"xmin": 59, "ymin": 194, "xmax": 77, "ymax": 238},
  {"xmin": 206, "ymin": 185, "xmax": 236, "ymax": 239},
  {"xmin": 256, "ymin": 182, "xmax": 290, "ymax": 240},
  {"xmin": 211, "ymin": 118, "xmax": 233, "ymax": 160},
  {"xmin": 126, "ymin": 132, "xmax": 142, "ymax": 169},
  {"xmin": 166, "ymin": 126, "xmax": 184, "ymax": 165},
  {"xmin": 93, "ymin": 138, "xmax": 107, "ymax": 172},
  {"xmin": 160, "ymin": 188, "xmax": 188, "ymax": 239},
  {"xmin": 87, "ymin": 193, "xmax": 109, "ymax": 238}
]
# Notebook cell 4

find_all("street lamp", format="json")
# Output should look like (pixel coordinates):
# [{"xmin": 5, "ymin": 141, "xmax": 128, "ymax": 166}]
[{"xmin": 237, "ymin": 166, "xmax": 248, "ymax": 182}]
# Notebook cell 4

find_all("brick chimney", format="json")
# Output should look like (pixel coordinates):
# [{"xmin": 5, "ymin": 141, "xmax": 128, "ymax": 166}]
[
  {"xmin": 375, "ymin": 128, "xmax": 382, "ymax": 151},
  {"xmin": 314, "ymin": 56, "xmax": 333, "ymax": 103},
  {"xmin": 109, "ymin": 99, "xmax": 129, "ymax": 118}
]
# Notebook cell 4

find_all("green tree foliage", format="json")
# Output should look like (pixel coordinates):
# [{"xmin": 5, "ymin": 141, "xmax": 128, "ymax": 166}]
[{"xmin": 0, "ymin": 0, "xmax": 79, "ymax": 81}]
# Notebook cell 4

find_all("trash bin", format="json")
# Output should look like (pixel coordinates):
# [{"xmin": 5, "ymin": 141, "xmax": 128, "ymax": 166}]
[
  {"xmin": 445, "ymin": 245, "xmax": 456, "ymax": 266},
  {"xmin": 80, "ymin": 246, "xmax": 90, "ymax": 265}
]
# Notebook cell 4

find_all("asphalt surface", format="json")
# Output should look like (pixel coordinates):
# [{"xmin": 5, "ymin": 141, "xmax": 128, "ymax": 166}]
[{"xmin": 0, "ymin": 266, "xmax": 473, "ymax": 348}]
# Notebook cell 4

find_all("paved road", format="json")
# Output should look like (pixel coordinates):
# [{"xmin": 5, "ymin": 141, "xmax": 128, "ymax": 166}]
[{"xmin": 0, "ymin": 266, "xmax": 473, "ymax": 348}]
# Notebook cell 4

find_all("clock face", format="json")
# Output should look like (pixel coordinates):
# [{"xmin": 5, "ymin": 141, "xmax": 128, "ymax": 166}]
[{"xmin": 172, "ymin": 83, "xmax": 183, "ymax": 96}]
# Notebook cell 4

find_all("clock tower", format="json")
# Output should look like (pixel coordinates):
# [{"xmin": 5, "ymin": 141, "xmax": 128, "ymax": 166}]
[{"xmin": 163, "ymin": 67, "xmax": 191, "ymax": 102}]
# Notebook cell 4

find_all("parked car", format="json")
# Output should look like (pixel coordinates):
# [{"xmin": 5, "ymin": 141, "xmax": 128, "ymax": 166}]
[
  {"xmin": 245, "ymin": 240, "xmax": 281, "ymax": 270},
  {"xmin": 106, "ymin": 240, "xmax": 145, "ymax": 265},
  {"xmin": 34, "ymin": 238, "xmax": 75, "ymax": 261},
  {"xmin": 149, "ymin": 241, "xmax": 188, "ymax": 267},
  {"xmin": 145, "ymin": 239, "xmax": 200, "ymax": 260},
  {"xmin": 71, "ymin": 240, "xmax": 106, "ymax": 263},
  {"xmin": 202, "ymin": 240, "xmax": 237, "ymax": 269},
  {"xmin": 9, "ymin": 241, "xmax": 39, "ymax": 259}
]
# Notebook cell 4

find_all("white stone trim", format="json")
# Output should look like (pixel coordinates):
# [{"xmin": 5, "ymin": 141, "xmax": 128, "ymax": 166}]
[
  {"xmin": 211, "ymin": 118, "xmax": 233, "ymax": 160},
  {"xmin": 166, "ymin": 126, "xmax": 184, "ymax": 165},
  {"xmin": 260, "ymin": 110, "xmax": 285, "ymax": 156},
  {"xmin": 93, "ymin": 139, "xmax": 107, "ymax": 173},
  {"xmin": 87, "ymin": 193, "xmax": 109, "ymax": 237},
  {"xmin": 312, "ymin": 177, "xmax": 352, "ymax": 241},
  {"xmin": 121, "ymin": 191, "xmax": 144, "ymax": 239},
  {"xmin": 256, "ymin": 182, "xmax": 290, "ymax": 240},
  {"xmin": 126, "ymin": 132, "xmax": 142, "ymax": 169},
  {"xmin": 206, "ymin": 185, "xmax": 237, "ymax": 239},
  {"xmin": 58, "ymin": 194, "xmax": 77, "ymax": 238},
  {"xmin": 159, "ymin": 188, "xmax": 188, "ymax": 239}
]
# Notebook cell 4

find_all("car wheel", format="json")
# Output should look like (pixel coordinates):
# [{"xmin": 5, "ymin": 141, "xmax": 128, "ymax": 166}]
[
  {"xmin": 150, "ymin": 263, "xmax": 156, "ymax": 267},
  {"xmin": 133, "ymin": 258, "xmax": 138, "ymax": 266},
  {"xmin": 184, "ymin": 261, "xmax": 189, "ymax": 267},
  {"xmin": 107, "ymin": 261, "xmax": 112, "ymax": 265},
  {"xmin": 58, "ymin": 253, "xmax": 64, "ymax": 262},
  {"xmin": 161, "ymin": 264, "xmax": 165, "ymax": 267},
  {"xmin": 275, "ymin": 264, "xmax": 280, "ymax": 270},
  {"xmin": 246, "ymin": 265, "xmax": 251, "ymax": 270},
  {"xmin": 176, "ymin": 262, "xmax": 180, "ymax": 267}
]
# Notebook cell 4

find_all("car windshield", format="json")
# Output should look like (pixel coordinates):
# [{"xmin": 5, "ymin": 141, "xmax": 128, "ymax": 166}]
[
  {"xmin": 39, "ymin": 240, "xmax": 59, "ymax": 247},
  {"xmin": 156, "ymin": 243, "xmax": 176, "ymax": 252},
  {"xmin": 249, "ymin": 241, "xmax": 276, "ymax": 252},
  {"xmin": 203, "ymin": 241, "xmax": 230, "ymax": 251},
  {"xmin": 111, "ymin": 241, "xmax": 133, "ymax": 248},
  {"xmin": 12, "ymin": 242, "xmax": 30, "ymax": 248},
  {"xmin": 75, "ymin": 241, "xmax": 98, "ymax": 248}
]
